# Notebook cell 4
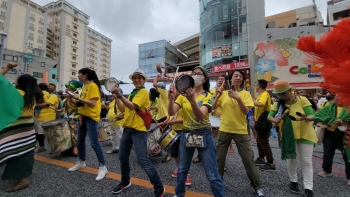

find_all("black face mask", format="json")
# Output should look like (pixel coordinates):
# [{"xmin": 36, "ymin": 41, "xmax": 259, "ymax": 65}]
[{"xmin": 326, "ymin": 96, "xmax": 333, "ymax": 101}]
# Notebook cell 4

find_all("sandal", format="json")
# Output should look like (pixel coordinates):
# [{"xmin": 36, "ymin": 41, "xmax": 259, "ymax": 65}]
[{"xmin": 193, "ymin": 156, "xmax": 201, "ymax": 163}]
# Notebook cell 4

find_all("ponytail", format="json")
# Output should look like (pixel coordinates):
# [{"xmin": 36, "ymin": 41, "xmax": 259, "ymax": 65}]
[{"xmin": 91, "ymin": 70, "xmax": 103, "ymax": 96}]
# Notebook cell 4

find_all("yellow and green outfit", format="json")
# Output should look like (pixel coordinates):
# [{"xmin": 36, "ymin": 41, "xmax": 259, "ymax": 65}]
[{"xmin": 156, "ymin": 87, "xmax": 168, "ymax": 122}]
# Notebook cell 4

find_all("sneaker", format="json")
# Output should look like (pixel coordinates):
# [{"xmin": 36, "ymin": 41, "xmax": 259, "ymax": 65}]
[
  {"xmin": 106, "ymin": 149, "xmax": 119, "ymax": 154},
  {"xmin": 154, "ymin": 187, "xmax": 165, "ymax": 197},
  {"xmin": 171, "ymin": 169, "xmax": 178, "ymax": 178},
  {"xmin": 259, "ymin": 163, "xmax": 277, "ymax": 171},
  {"xmin": 304, "ymin": 189, "xmax": 314, "ymax": 197},
  {"xmin": 253, "ymin": 189, "xmax": 265, "ymax": 197},
  {"xmin": 185, "ymin": 175, "xmax": 192, "ymax": 186},
  {"xmin": 112, "ymin": 182, "xmax": 131, "ymax": 194},
  {"xmin": 68, "ymin": 161, "xmax": 86, "ymax": 172},
  {"xmin": 254, "ymin": 158, "xmax": 265, "ymax": 166},
  {"xmin": 161, "ymin": 155, "xmax": 172, "ymax": 163},
  {"xmin": 96, "ymin": 166, "xmax": 108, "ymax": 181},
  {"xmin": 317, "ymin": 170, "xmax": 332, "ymax": 177},
  {"xmin": 290, "ymin": 182, "xmax": 299, "ymax": 194}
]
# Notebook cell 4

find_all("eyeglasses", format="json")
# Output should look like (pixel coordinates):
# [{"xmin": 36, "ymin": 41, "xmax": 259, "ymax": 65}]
[
  {"xmin": 232, "ymin": 74, "xmax": 243, "ymax": 79},
  {"xmin": 192, "ymin": 72, "xmax": 204, "ymax": 76}
]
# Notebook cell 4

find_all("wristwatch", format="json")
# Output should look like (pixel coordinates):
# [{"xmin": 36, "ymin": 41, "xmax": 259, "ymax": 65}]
[{"xmin": 117, "ymin": 94, "xmax": 122, "ymax": 99}]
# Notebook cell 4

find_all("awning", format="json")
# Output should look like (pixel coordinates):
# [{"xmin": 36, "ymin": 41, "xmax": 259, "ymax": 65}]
[{"xmin": 267, "ymin": 82, "xmax": 321, "ymax": 90}]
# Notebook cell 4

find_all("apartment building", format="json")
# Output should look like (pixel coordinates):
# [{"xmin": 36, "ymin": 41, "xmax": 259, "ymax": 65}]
[
  {"xmin": 327, "ymin": 0, "xmax": 350, "ymax": 26},
  {"xmin": 1, "ymin": 0, "xmax": 112, "ymax": 90}
]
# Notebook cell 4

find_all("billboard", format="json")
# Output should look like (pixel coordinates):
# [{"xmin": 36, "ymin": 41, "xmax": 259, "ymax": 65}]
[{"xmin": 252, "ymin": 35, "xmax": 324, "ymax": 84}]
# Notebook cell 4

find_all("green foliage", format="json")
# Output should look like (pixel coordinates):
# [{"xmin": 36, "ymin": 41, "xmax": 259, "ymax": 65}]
[{"xmin": 274, "ymin": 38, "xmax": 297, "ymax": 50}]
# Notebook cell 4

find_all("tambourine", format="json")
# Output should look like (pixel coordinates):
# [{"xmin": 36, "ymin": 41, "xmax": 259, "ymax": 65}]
[
  {"xmin": 105, "ymin": 77, "xmax": 119, "ymax": 92},
  {"xmin": 175, "ymin": 74, "xmax": 194, "ymax": 94},
  {"xmin": 156, "ymin": 62, "xmax": 166, "ymax": 77}
]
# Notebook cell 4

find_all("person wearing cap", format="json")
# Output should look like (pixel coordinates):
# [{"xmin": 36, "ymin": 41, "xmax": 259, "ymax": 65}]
[
  {"xmin": 267, "ymin": 80, "xmax": 317, "ymax": 197},
  {"xmin": 153, "ymin": 74, "xmax": 171, "ymax": 162},
  {"xmin": 168, "ymin": 66, "xmax": 224, "ymax": 197},
  {"xmin": 254, "ymin": 79, "xmax": 276, "ymax": 172},
  {"xmin": 111, "ymin": 68, "xmax": 165, "ymax": 197},
  {"xmin": 213, "ymin": 69, "xmax": 264, "ymax": 197}
]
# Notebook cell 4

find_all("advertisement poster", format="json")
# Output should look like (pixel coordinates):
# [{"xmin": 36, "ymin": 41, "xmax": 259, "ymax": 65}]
[
  {"xmin": 253, "ymin": 34, "xmax": 324, "ymax": 84},
  {"xmin": 212, "ymin": 46, "xmax": 222, "ymax": 59},
  {"xmin": 221, "ymin": 44, "xmax": 232, "ymax": 57}
]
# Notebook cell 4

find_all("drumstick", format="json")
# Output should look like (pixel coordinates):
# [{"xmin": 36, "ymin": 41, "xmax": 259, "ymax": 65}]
[
  {"xmin": 172, "ymin": 66, "xmax": 180, "ymax": 85},
  {"xmin": 272, "ymin": 109, "xmax": 290, "ymax": 128},
  {"xmin": 119, "ymin": 76, "xmax": 124, "ymax": 83},
  {"xmin": 152, "ymin": 118, "xmax": 164, "ymax": 132}
]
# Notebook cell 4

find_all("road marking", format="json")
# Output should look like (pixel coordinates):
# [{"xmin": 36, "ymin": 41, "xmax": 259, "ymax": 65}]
[
  {"xmin": 34, "ymin": 155, "xmax": 213, "ymax": 197},
  {"xmin": 312, "ymin": 156, "xmax": 346, "ymax": 177}
]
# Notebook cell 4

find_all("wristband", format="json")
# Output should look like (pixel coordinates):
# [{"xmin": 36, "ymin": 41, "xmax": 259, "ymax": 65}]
[{"xmin": 117, "ymin": 94, "xmax": 122, "ymax": 99}]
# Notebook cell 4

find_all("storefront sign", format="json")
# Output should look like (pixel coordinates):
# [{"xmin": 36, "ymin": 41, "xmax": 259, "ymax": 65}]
[
  {"xmin": 211, "ymin": 60, "xmax": 249, "ymax": 73},
  {"xmin": 289, "ymin": 65, "xmax": 322, "ymax": 78}
]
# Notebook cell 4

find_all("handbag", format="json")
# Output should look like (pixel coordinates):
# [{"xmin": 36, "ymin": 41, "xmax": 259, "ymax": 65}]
[
  {"xmin": 315, "ymin": 123, "xmax": 326, "ymax": 143},
  {"xmin": 185, "ymin": 133, "xmax": 206, "ymax": 148},
  {"xmin": 254, "ymin": 97, "xmax": 272, "ymax": 133},
  {"xmin": 136, "ymin": 109, "xmax": 152, "ymax": 129}
]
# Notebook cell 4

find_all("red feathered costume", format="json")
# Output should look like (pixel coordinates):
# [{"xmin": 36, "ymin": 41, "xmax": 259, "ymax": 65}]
[{"xmin": 297, "ymin": 18, "xmax": 350, "ymax": 106}]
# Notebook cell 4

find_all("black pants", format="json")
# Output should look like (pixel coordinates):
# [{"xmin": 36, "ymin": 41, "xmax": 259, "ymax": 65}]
[
  {"xmin": 322, "ymin": 129, "xmax": 350, "ymax": 179},
  {"xmin": 36, "ymin": 134, "xmax": 45, "ymax": 147},
  {"xmin": 257, "ymin": 130, "xmax": 274, "ymax": 163}
]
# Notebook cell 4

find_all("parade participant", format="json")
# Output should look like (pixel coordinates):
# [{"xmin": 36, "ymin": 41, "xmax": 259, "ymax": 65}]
[
  {"xmin": 67, "ymin": 68, "xmax": 108, "ymax": 181},
  {"xmin": 168, "ymin": 66, "xmax": 224, "ymax": 197},
  {"xmin": 297, "ymin": 90, "xmax": 318, "ymax": 111},
  {"xmin": 149, "ymin": 88, "xmax": 159, "ymax": 120},
  {"xmin": 268, "ymin": 80, "xmax": 317, "ymax": 197},
  {"xmin": 213, "ymin": 70, "xmax": 264, "ymax": 197},
  {"xmin": 153, "ymin": 74, "xmax": 171, "ymax": 163},
  {"xmin": 0, "ymin": 63, "xmax": 39, "ymax": 192},
  {"xmin": 111, "ymin": 68, "xmax": 165, "ymax": 197},
  {"xmin": 104, "ymin": 87, "xmax": 125, "ymax": 154},
  {"xmin": 314, "ymin": 95, "xmax": 350, "ymax": 186},
  {"xmin": 254, "ymin": 79, "xmax": 276, "ymax": 171},
  {"xmin": 35, "ymin": 83, "xmax": 59, "ymax": 152}
]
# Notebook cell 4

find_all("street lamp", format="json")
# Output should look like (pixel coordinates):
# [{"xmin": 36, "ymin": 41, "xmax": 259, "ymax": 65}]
[{"xmin": 0, "ymin": 32, "xmax": 7, "ymax": 69}]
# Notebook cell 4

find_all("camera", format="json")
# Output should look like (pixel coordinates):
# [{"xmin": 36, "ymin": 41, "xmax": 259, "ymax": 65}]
[{"xmin": 76, "ymin": 101, "xmax": 84, "ymax": 107}]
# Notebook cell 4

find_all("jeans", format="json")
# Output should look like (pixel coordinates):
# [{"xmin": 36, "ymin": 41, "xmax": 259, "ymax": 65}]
[
  {"xmin": 322, "ymin": 129, "xmax": 350, "ymax": 179},
  {"xmin": 216, "ymin": 132, "xmax": 262, "ymax": 190},
  {"xmin": 270, "ymin": 128, "xmax": 278, "ymax": 138},
  {"xmin": 287, "ymin": 143, "xmax": 314, "ymax": 190},
  {"xmin": 119, "ymin": 128, "xmax": 163, "ymax": 191},
  {"xmin": 176, "ymin": 132, "xmax": 224, "ymax": 197},
  {"xmin": 257, "ymin": 130, "xmax": 274, "ymax": 164},
  {"xmin": 77, "ymin": 116, "xmax": 105, "ymax": 165}
]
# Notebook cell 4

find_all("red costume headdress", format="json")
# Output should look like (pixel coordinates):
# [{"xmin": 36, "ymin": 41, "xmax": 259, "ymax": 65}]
[{"xmin": 297, "ymin": 18, "xmax": 350, "ymax": 106}]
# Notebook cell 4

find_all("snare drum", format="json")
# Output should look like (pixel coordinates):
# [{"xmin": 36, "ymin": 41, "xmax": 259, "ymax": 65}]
[
  {"xmin": 209, "ymin": 116, "xmax": 221, "ymax": 128},
  {"xmin": 147, "ymin": 123, "xmax": 162, "ymax": 157},
  {"xmin": 158, "ymin": 128, "xmax": 179, "ymax": 151},
  {"xmin": 42, "ymin": 119, "xmax": 72, "ymax": 154},
  {"xmin": 175, "ymin": 74, "xmax": 194, "ymax": 94}
]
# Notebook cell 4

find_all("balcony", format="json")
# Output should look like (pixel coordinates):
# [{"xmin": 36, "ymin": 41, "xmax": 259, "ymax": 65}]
[
  {"xmin": 70, "ymin": 67, "xmax": 77, "ymax": 71},
  {"xmin": 0, "ymin": 26, "xmax": 4, "ymax": 31},
  {"xmin": 29, "ymin": 26, "xmax": 35, "ymax": 31},
  {"xmin": 28, "ymin": 36, "xmax": 34, "ymax": 41},
  {"xmin": 27, "ymin": 46, "xmax": 33, "ymax": 50},
  {"xmin": 30, "ymin": 17, "xmax": 35, "ymax": 22},
  {"xmin": 1, "ymin": 4, "xmax": 7, "ymax": 9},
  {"xmin": 73, "ymin": 20, "xmax": 78, "ymax": 25},
  {"xmin": 47, "ymin": 28, "xmax": 52, "ymax": 33},
  {"xmin": 37, "ymin": 39, "xmax": 43, "ymax": 44},
  {"xmin": 0, "ymin": 15, "xmax": 5, "ymax": 20},
  {"xmin": 39, "ymin": 21, "xmax": 44, "ymax": 26},
  {"xmin": 47, "ymin": 37, "xmax": 53, "ymax": 43},
  {"xmin": 38, "ymin": 30, "xmax": 44, "ymax": 35}
]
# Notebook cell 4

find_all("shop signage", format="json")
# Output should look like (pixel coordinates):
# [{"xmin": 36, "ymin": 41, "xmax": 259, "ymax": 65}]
[
  {"xmin": 289, "ymin": 64, "xmax": 322, "ymax": 78},
  {"xmin": 211, "ymin": 60, "xmax": 249, "ymax": 73}
]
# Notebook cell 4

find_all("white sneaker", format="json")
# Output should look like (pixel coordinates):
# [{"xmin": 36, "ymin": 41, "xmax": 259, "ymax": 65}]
[
  {"xmin": 96, "ymin": 166, "xmax": 108, "ymax": 181},
  {"xmin": 68, "ymin": 161, "xmax": 86, "ymax": 172}
]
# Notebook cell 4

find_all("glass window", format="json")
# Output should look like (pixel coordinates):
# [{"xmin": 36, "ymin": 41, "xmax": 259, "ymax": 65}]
[
  {"xmin": 139, "ymin": 44, "xmax": 145, "ymax": 51},
  {"xmin": 231, "ymin": 0, "xmax": 238, "ymax": 17},
  {"xmin": 231, "ymin": 18, "xmax": 239, "ymax": 42},
  {"xmin": 267, "ymin": 21, "xmax": 275, "ymax": 28},
  {"xmin": 157, "ymin": 41, "xmax": 164, "ymax": 48},
  {"xmin": 139, "ymin": 51, "xmax": 145, "ymax": 59},
  {"xmin": 222, "ymin": 3, "xmax": 230, "ymax": 21},
  {"xmin": 240, "ymin": 41, "xmax": 247, "ymax": 56},
  {"xmin": 151, "ymin": 42, "xmax": 158, "ymax": 50},
  {"xmin": 239, "ymin": 15, "xmax": 247, "ymax": 33},
  {"xmin": 145, "ymin": 43, "xmax": 151, "ymax": 50},
  {"xmin": 232, "ymin": 43, "xmax": 239, "ymax": 57},
  {"xmin": 41, "ymin": 62, "xmax": 45, "ymax": 67}
]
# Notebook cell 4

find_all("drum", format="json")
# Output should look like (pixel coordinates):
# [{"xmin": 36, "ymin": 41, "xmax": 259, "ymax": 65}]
[
  {"xmin": 158, "ymin": 128, "xmax": 179, "ymax": 151},
  {"xmin": 209, "ymin": 116, "xmax": 221, "ymax": 128},
  {"xmin": 42, "ymin": 119, "xmax": 72, "ymax": 154},
  {"xmin": 98, "ymin": 124, "xmax": 111, "ymax": 142},
  {"xmin": 105, "ymin": 77, "xmax": 119, "ymax": 92},
  {"xmin": 175, "ymin": 74, "xmax": 194, "ymax": 94},
  {"xmin": 147, "ymin": 123, "xmax": 162, "ymax": 157}
]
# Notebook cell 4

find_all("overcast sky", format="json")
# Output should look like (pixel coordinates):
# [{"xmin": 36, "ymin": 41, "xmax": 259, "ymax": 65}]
[{"xmin": 33, "ymin": 0, "xmax": 330, "ymax": 83}]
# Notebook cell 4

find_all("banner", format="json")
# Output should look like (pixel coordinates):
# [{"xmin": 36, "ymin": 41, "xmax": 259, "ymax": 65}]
[{"xmin": 211, "ymin": 60, "xmax": 249, "ymax": 73}]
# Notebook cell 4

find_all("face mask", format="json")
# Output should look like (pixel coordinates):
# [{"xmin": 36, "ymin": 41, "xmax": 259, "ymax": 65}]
[
  {"xmin": 326, "ymin": 95, "xmax": 333, "ymax": 101},
  {"xmin": 192, "ymin": 75, "xmax": 204, "ymax": 86}
]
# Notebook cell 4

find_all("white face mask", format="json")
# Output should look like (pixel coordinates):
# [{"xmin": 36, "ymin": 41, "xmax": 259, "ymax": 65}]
[{"xmin": 192, "ymin": 75, "xmax": 204, "ymax": 86}]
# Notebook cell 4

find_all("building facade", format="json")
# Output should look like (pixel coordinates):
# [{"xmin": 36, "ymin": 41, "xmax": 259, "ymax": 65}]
[
  {"xmin": 2, "ymin": 48, "xmax": 58, "ymax": 84},
  {"xmin": 327, "ymin": 0, "xmax": 350, "ymax": 26},
  {"xmin": 138, "ymin": 40, "xmax": 185, "ymax": 78},
  {"xmin": 0, "ymin": 0, "xmax": 112, "ymax": 90}
]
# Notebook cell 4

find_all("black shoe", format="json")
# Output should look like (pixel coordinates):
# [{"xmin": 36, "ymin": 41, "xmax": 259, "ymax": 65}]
[
  {"xmin": 290, "ymin": 182, "xmax": 299, "ymax": 194},
  {"xmin": 254, "ymin": 158, "xmax": 265, "ymax": 166},
  {"xmin": 154, "ymin": 187, "xmax": 165, "ymax": 197},
  {"xmin": 259, "ymin": 163, "xmax": 277, "ymax": 171},
  {"xmin": 112, "ymin": 182, "xmax": 131, "ymax": 194},
  {"xmin": 304, "ymin": 189, "xmax": 314, "ymax": 197}
]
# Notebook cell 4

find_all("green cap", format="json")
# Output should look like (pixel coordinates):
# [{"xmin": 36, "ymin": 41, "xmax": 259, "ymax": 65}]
[{"xmin": 193, "ymin": 66, "xmax": 208, "ymax": 78}]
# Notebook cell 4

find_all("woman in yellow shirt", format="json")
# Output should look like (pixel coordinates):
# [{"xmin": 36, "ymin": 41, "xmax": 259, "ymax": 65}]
[
  {"xmin": 66, "ymin": 68, "xmax": 108, "ymax": 181},
  {"xmin": 0, "ymin": 63, "xmax": 39, "ymax": 192}
]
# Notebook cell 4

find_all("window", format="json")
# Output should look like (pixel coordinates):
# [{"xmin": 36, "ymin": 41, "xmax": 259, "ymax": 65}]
[
  {"xmin": 30, "ymin": 23, "xmax": 34, "ymax": 28},
  {"xmin": 333, "ymin": 9, "xmax": 350, "ymax": 21},
  {"xmin": 39, "ymin": 18, "xmax": 44, "ymax": 23},
  {"xmin": 73, "ymin": 33, "xmax": 77, "ymax": 37},
  {"xmin": 56, "ymin": 36, "xmax": 59, "ymax": 40},
  {"xmin": 74, "ymin": 18, "xmax": 78, "ymax": 22},
  {"xmin": 2, "ymin": 1, "xmax": 7, "ymax": 6},
  {"xmin": 33, "ymin": 72, "xmax": 43, "ymax": 78},
  {"xmin": 0, "ymin": 22, "xmax": 3, "ymax": 27},
  {"xmin": 74, "ymin": 25, "xmax": 77, "ymax": 30},
  {"xmin": 29, "ymin": 33, "xmax": 33, "ymax": 37},
  {"xmin": 3, "ymin": 55, "xmax": 18, "ymax": 62},
  {"xmin": 288, "ymin": 22, "xmax": 297, "ymax": 28},
  {"xmin": 30, "ymin": 14, "xmax": 35, "ymax": 18},
  {"xmin": 73, "ymin": 48, "xmax": 76, "ymax": 52},
  {"xmin": 41, "ymin": 62, "xmax": 45, "ymax": 67},
  {"xmin": 72, "ymin": 56, "xmax": 76, "ymax": 60},
  {"xmin": 72, "ymin": 64, "xmax": 76, "ymax": 68},
  {"xmin": 73, "ymin": 41, "xmax": 77, "ymax": 45},
  {"xmin": 38, "ymin": 36, "xmax": 42, "ymax": 40},
  {"xmin": 38, "ymin": 46, "xmax": 42, "ymax": 49},
  {"xmin": 72, "ymin": 72, "xmax": 76, "ymax": 76},
  {"xmin": 28, "ymin": 42, "xmax": 33, "ymax": 47},
  {"xmin": 1, "ymin": 11, "xmax": 5, "ymax": 16},
  {"xmin": 13, "ymin": 56, "xmax": 18, "ymax": 62},
  {"xmin": 266, "ymin": 21, "xmax": 275, "ymax": 28},
  {"xmin": 39, "ymin": 27, "xmax": 43, "ymax": 31}
]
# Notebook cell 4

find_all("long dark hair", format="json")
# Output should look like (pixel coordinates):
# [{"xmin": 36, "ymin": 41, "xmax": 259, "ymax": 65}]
[
  {"xmin": 149, "ymin": 88, "xmax": 159, "ymax": 103},
  {"xmin": 16, "ymin": 74, "xmax": 40, "ymax": 109},
  {"xmin": 79, "ymin": 68, "xmax": 102, "ymax": 95},
  {"xmin": 191, "ymin": 68, "xmax": 210, "ymax": 92},
  {"xmin": 228, "ymin": 69, "xmax": 245, "ymax": 89}
]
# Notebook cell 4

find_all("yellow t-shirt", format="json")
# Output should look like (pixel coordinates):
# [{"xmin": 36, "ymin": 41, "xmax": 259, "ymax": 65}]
[
  {"xmin": 218, "ymin": 90, "xmax": 254, "ymax": 134},
  {"xmin": 254, "ymin": 91, "xmax": 271, "ymax": 120},
  {"xmin": 271, "ymin": 96, "xmax": 317, "ymax": 143},
  {"xmin": 18, "ymin": 90, "xmax": 35, "ymax": 117},
  {"xmin": 175, "ymin": 92, "xmax": 212, "ymax": 130},
  {"xmin": 78, "ymin": 82, "xmax": 101, "ymax": 122},
  {"xmin": 209, "ymin": 87, "xmax": 216, "ymax": 97},
  {"xmin": 36, "ymin": 91, "xmax": 59, "ymax": 122},
  {"xmin": 123, "ymin": 88, "xmax": 150, "ymax": 132},
  {"xmin": 156, "ymin": 88, "xmax": 169, "ymax": 120},
  {"xmin": 150, "ymin": 97, "xmax": 159, "ymax": 120},
  {"xmin": 66, "ymin": 94, "xmax": 79, "ymax": 116},
  {"xmin": 107, "ymin": 99, "xmax": 125, "ymax": 127},
  {"xmin": 171, "ymin": 108, "xmax": 183, "ymax": 131}
]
